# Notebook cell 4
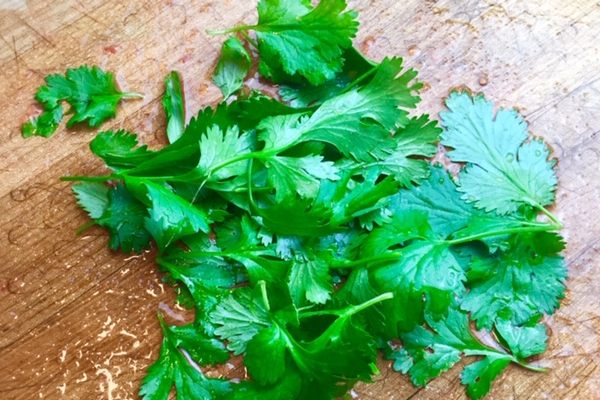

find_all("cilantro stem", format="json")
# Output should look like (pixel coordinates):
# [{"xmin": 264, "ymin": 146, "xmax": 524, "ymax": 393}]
[
  {"xmin": 239, "ymin": 31, "xmax": 258, "ymax": 48},
  {"xmin": 330, "ymin": 221, "xmax": 558, "ymax": 269},
  {"xmin": 298, "ymin": 309, "xmax": 342, "ymax": 319},
  {"xmin": 299, "ymin": 292, "xmax": 394, "ymax": 320},
  {"xmin": 120, "ymin": 92, "xmax": 144, "ymax": 99},
  {"xmin": 207, "ymin": 25, "xmax": 258, "ymax": 36},
  {"xmin": 342, "ymin": 65, "xmax": 378, "ymax": 93},
  {"xmin": 61, "ymin": 174, "xmax": 119, "ymax": 182},
  {"xmin": 76, "ymin": 220, "xmax": 97, "ymax": 235},
  {"xmin": 535, "ymin": 204, "xmax": 563, "ymax": 229},
  {"xmin": 444, "ymin": 223, "xmax": 559, "ymax": 246},
  {"xmin": 343, "ymin": 292, "xmax": 394, "ymax": 316},
  {"xmin": 514, "ymin": 360, "xmax": 548, "ymax": 373},
  {"xmin": 231, "ymin": 185, "xmax": 272, "ymax": 193},
  {"xmin": 465, "ymin": 349, "xmax": 547, "ymax": 372},
  {"xmin": 330, "ymin": 252, "xmax": 402, "ymax": 269},
  {"xmin": 247, "ymin": 158, "xmax": 257, "ymax": 209},
  {"xmin": 258, "ymin": 280, "xmax": 271, "ymax": 311}
]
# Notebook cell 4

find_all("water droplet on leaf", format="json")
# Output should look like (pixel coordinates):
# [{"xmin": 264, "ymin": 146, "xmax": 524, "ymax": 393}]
[{"xmin": 505, "ymin": 153, "xmax": 514, "ymax": 162}]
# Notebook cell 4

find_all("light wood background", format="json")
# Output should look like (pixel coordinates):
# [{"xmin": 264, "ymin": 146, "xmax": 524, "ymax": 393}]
[{"xmin": 0, "ymin": 1, "xmax": 599, "ymax": 399}]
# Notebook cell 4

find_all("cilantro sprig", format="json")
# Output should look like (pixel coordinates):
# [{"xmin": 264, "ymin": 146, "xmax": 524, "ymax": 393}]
[
  {"xmin": 25, "ymin": 1, "xmax": 566, "ymax": 399},
  {"xmin": 22, "ymin": 65, "xmax": 142, "ymax": 138}
]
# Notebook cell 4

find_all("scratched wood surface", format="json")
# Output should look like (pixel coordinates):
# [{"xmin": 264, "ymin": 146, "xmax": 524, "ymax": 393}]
[{"xmin": 0, "ymin": 1, "xmax": 599, "ymax": 399}]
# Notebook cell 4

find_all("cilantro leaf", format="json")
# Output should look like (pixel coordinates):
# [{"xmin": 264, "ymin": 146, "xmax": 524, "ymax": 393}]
[
  {"xmin": 392, "ymin": 166, "xmax": 475, "ymax": 238},
  {"xmin": 72, "ymin": 182, "xmax": 109, "ymax": 219},
  {"xmin": 255, "ymin": 172, "xmax": 398, "ymax": 236},
  {"xmin": 495, "ymin": 320, "xmax": 547, "ymax": 360},
  {"xmin": 96, "ymin": 183, "xmax": 151, "ymax": 253},
  {"xmin": 243, "ymin": 293, "xmax": 391, "ymax": 387},
  {"xmin": 279, "ymin": 47, "xmax": 374, "ymax": 107},
  {"xmin": 197, "ymin": 125, "xmax": 256, "ymax": 181},
  {"xmin": 258, "ymin": 57, "xmax": 420, "ymax": 162},
  {"xmin": 441, "ymin": 91, "xmax": 557, "ymax": 214},
  {"xmin": 460, "ymin": 355, "xmax": 512, "ymax": 400},
  {"xmin": 159, "ymin": 256, "xmax": 244, "ymax": 299},
  {"xmin": 266, "ymin": 155, "xmax": 339, "ymax": 201},
  {"xmin": 126, "ymin": 179, "xmax": 212, "ymax": 250},
  {"xmin": 244, "ymin": 325, "xmax": 288, "ymax": 384},
  {"xmin": 139, "ymin": 317, "xmax": 231, "ymax": 400},
  {"xmin": 90, "ymin": 130, "xmax": 153, "ymax": 170},
  {"xmin": 396, "ymin": 306, "xmax": 542, "ymax": 399},
  {"xmin": 400, "ymin": 308, "xmax": 487, "ymax": 386},
  {"xmin": 254, "ymin": 196, "xmax": 334, "ymax": 236},
  {"xmin": 371, "ymin": 238, "xmax": 465, "ymax": 315},
  {"xmin": 165, "ymin": 323, "xmax": 230, "ymax": 365},
  {"xmin": 213, "ymin": 37, "xmax": 251, "ymax": 99},
  {"xmin": 230, "ymin": 370, "xmax": 302, "ymax": 400},
  {"xmin": 360, "ymin": 115, "xmax": 441, "ymax": 186},
  {"xmin": 359, "ymin": 210, "xmax": 431, "ymax": 257},
  {"xmin": 288, "ymin": 256, "xmax": 332, "ymax": 306},
  {"xmin": 23, "ymin": 66, "xmax": 141, "ymax": 137},
  {"xmin": 251, "ymin": 0, "xmax": 358, "ymax": 85},
  {"xmin": 461, "ymin": 232, "xmax": 567, "ymax": 329},
  {"xmin": 163, "ymin": 71, "xmax": 186, "ymax": 143},
  {"xmin": 209, "ymin": 288, "xmax": 271, "ymax": 354},
  {"xmin": 21, "ymin": 107, "xmax": 63, "ymax": 138}
]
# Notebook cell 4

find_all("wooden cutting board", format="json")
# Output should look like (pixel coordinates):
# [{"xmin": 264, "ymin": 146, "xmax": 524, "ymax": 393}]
[{"xmin": 1, "ymin": 1, "xmax": 598, "ymax": 398}]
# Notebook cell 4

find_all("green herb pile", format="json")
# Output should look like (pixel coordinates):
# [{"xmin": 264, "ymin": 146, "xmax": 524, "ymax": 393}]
[{"xmin": 23, "ymin": 1, "xmax": 566, "ymax": 399}]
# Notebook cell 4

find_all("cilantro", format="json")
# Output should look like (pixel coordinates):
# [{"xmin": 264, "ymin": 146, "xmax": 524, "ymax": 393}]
[
  {"xmin": 90, "ymin": 130, "xmax": 154, "ymax": 170},
  {"xmin": 288, "ymin": 256, "xmax": 332, "ymax": 306},
  {"xmin": 279, "ymin": 47, "xmax": 374, "ymax": 107},
  {"xmin": 209, "ymin": 288, "xmax": 271, "ymax": 354},
  {"xmin": 388, "ymin": 307, "xmax": 545, "ymax": 400},
  {"xmin": 126, "ymin": 178, "xmax": 212, "ymax": 250},
  {"xmin": 73, "ymin": 182, "xmax": 151, "ymax": 253},
  {"xmin": 218, "ymin": 0, "xmax": 359, "ymax": 85},
  {"xmin": 461, "ymin": 232, "xmax": 566, "ymax": 329},
  {"xmin": 28, "ymin": 1, "xmax": 567, "ymax": 399},
  {"xmin": 72, "ymin": 182, "xmax": 109, "ymax": 220},
  {"xmin": 441, "ymin": 91, "xmax": 558, "ymax": 216},
  {"xmin": 212, "ymin": 37, "xmax": 251, "ymax": 99},
  {"xmin": 163, "ymin": 71, "xmax": 186, "ymax": 143},
  {"xmin": 22, "ymin": 66, "xmax": 142, "ymax": 138},
  {"xmin": 139, "ymin": 316, "xmax": 231, "ymax": 400}
]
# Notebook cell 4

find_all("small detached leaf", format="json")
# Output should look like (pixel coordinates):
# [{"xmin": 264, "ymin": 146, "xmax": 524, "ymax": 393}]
[
  {"xmin": 163, "ymin": 71, "xmax": 186, "ymax": 143},
  {"xmin": 22, "ymin": 66, "xmax": 142, "ymax": 138},
  {"xmin": 213, "ymin": 37, "xmax": 251, "ymax": 99}
]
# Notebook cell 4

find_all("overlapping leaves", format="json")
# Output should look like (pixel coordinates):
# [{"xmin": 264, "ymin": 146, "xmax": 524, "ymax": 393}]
[{"xmin": 27, "ymin": 1, "xmax": 566, "ymax": 400}]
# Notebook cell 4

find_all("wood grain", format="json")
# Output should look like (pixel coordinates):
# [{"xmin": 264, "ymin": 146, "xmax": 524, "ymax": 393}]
[{"xmin": 0, "ymin": 1, "xmax": 599, "ymax": 399}]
